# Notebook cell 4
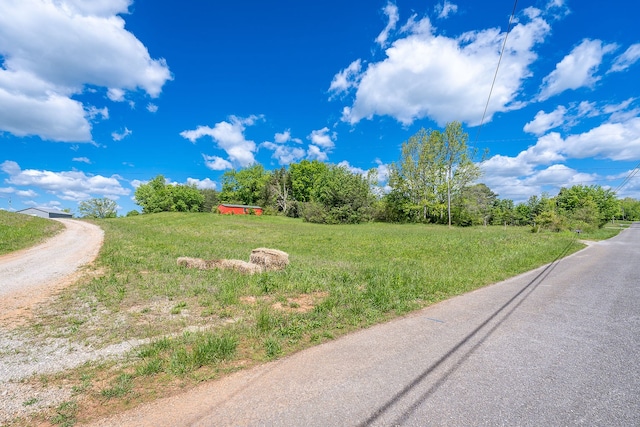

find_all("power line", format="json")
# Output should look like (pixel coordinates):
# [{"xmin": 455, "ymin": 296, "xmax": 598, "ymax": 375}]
[
  {"xmin": 613, "ymin": 162, "xmax": 640, "ymax": 193},
  {"xmin": 474, "ymin": 0, "xmax": 519, "ymax": 146}
]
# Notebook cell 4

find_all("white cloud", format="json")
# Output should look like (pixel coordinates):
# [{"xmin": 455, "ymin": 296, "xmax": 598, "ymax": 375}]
[
  {"xmin": 72, "ymin": 157, "xmax": 92, "ymax": 164},
  {"xmin": 202, "ymin": 155, "xmax": 233, "ymax": 171},
  {"xmin": 111, "ymin": 127, "xmax": 132, "ymax": 141},
  {"xmin": 329, "ymin": 60, "xmax": 362, "ymax": 96},
  {"xmin": 186, "ymin": 177, "xmax": 217, "ymax": 190},
  {"xmin": 523, "ymin": 164, "xmax": 596, "ymax": 187},
  {"xmin": 147, "ymin": 103, "xmax": 159, "ymax": 113},
  {"xmin": 538, "ymin": 39, "xmax": 617, "ymax": 101},
  {"xmin": 107, "ymin": 88, "xmax": 126, "ymax": 102},
  {"xmin": 609, "ymin": 43, "xmax": 640, "ymax": 73},
  {"xmin": 333, "ymin": 4, "xmax": 556, "ymax": 126},
  {"xmin": 562, "ymin": 117, "xmax": 640, "ymax": 161},
  {"xmin": 86, "ymin": 106, "xmax": 109, "ymax": 121},
  {"xmin": 17, "ymin": 189, "xmax": 38, "ymax": 198},
  {"xmin": 181, "ymin": 115, "xmax": 261, "ymax": 168},
  {"xmin": 1, "ymin": 160, "xmax": 130, "ymax": 201},
  {"xmin": 376, "ymin": 2, "xmax": 399, "ymax": 47},
  {"xmin": 0, "ymin": 0, "xmax": 172, "ymax": 142},
  {"xmin": 337, "ymin": 160, "xmax": 367, "ymax": 175},
  {"xmin": 262, "ymin": 141, "xmax": 306, "ymax": 165},
  {"xmin": 523, "ymin": 106, "xmax": 567, "ymax": 135},
  {"xmin": 307, "ymin": 145, "xmax": 328, "ymax": 162},
  {"xmin": 481, "ymin": 116, "xmax": 640, "ymax": 201},
  {"xmin": 273, "ymin": 129, "xmax": 302, "ymax": 144},
  {"xmin": 308, "ymin": 127, "xmax": 336, "ymax": 149},
  {"xmin": 435, "ymin": 1, "xmax": 458, "ymax": 19}
]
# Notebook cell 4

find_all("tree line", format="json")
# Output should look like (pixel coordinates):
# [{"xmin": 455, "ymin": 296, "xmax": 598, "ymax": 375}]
[{"xmin": 78, "ymin": 121, "xmax": 640, "ymax": 230}]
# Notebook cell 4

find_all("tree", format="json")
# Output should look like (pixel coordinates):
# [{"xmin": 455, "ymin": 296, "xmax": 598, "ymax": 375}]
[
  {"xmin": 199, "ymin": 189, "xmax": 219, "ymax": 213},
  {"xmin": 300, "ymin": 164, "xmax": 375, "ymax": 224},
  {"xmin": 134, "ymin": 175, "xmax": 204, "ymax": 213},
  {"xmin": 289, "ymin": 160, "xmax": 329, "ymax": 204},
  {"xmin": 219, "ymin": 165, "xmax": 271, "ymax": 206},
  {"xmin": 443, "ymin": 121, "xmax": 482, "ymax": 227},
  {"xmin": 457, "ymin": 183, "xmax": 497, "ymax": 226},
  {"xmin": 388, "ymin": 122, "xmax": 481, "ymax": 224},
  {"xmin": 134, "ymin": 175, "xmax": 172, "ymax": 213},
  {"xmin": 268, "ymin": 167, "xmax": 293, "ymax": 215},
  {"xmin": 556, "ymin": 185, "xmax": 619, "ymax": 228},
  {"xmin": 619, "ymin": 197, "xmax": 640, "ymax": 220},
  {"xmin": 79, "ymin": 198, "xmax": 118, "ymax": 218}
]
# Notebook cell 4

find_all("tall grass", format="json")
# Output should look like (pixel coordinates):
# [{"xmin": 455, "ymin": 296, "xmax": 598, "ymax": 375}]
[
  {"xmin": 32, "ymin": 212, "xmax": 596, "ymax": 422},
  {"xmin": 0, "ymin": 210, "xmax": 64, "ymax": 255}
]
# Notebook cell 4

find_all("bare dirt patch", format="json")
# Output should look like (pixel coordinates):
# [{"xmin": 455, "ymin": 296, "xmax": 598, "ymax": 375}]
[{"xmin": 240, "ymin": 291, "xmax": 329, "ymax": 313}]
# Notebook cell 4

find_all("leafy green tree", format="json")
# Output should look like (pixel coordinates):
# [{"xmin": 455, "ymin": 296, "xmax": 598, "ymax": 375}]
[
  {"xmin": 456, "ymin": 183, "xmax": 497, "ymax": 226},
  {"xmin": 134, "ymin": 175, "xmax": 172, "ymax": 213},
  {"xmin": 219, "ymin": 165, "xmax": 271, "ymax": 206},
  {"xmin": 492, "ymin": 198, "xmax": 515, "ymax": 226},
  {"xmin": 289, "ymin": 160, "xmax": 329, "ymax": 204},
  {"xmin": 556, "ymin": 185, "xmax": 619, "ymax": 228},
  {"xmin": 619, "ymin": 197, "xmax": 640, "ymax": 220},
  {"xmin": 296, "ymin": 164, "xmax": 375, "ymax": 224},
  {"xmin": 199, "ymin": 189, "xmax": 219, "ymax": 213},
  {"xmin": 78, "ymin": 197, "xmax": 118, "ymax": 218},
  {"xmin": 442, "ymin": 121, "xmax": 482, "ymax": 226},
  {"xmin": 388, "ymin": 122, "xmax": 481, "ymax": 224},
  {"xmin": 134, "ymin": 175, "xmax": 204, "ymax": 213},
  {"xmin": 169, "ymin": 184, "xmax": 205, "ymax": 212}
]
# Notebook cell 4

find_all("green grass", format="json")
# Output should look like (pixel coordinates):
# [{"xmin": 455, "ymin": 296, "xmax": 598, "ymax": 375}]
[
  {"xmin": 0, "ymin": 210, "xmax": 64, "ymax": 255},
  {"xmin": 22, "ymin": 212, "xmax": 613, "ymax": 424}
]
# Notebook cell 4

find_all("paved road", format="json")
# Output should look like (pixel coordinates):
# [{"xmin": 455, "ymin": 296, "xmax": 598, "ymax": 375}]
[{"xmin": 91, "ymin": 225, "xmax": 640, "ymax": 426}]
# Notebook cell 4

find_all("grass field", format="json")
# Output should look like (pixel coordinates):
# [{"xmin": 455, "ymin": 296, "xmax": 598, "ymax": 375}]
[
  {"xmin": 15, "ymin": 213, "xmax": 620, "ymax": 424},
  {"xmin": 0, "ymin": 210, "xmax": 64, "ymax": 255}
]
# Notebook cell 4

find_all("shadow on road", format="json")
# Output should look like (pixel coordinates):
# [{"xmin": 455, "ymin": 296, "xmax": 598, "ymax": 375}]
[{"xmin": 358, "ymin": 240, "xmax": 576, "ymax": 426}]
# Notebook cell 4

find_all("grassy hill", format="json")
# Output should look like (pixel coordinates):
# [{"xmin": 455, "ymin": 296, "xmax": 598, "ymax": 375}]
[{"xmin": 0, "ymin": 210, "xmax": 64, "ymax": 255}]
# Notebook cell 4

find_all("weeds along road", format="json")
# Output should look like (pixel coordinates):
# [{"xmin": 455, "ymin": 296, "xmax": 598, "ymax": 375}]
[
  {"xmin": 0, "ymin": 219, "xmax": 103, "ymax": 321},
  {"xmin": 91, "ymin": 223, "xmax": 640, "ymax": 427}
]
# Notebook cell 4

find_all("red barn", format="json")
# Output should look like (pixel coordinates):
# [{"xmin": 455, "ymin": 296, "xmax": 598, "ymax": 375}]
[{"xmin": 217, "ymin": 204, "xmax": 263, "ymax": 216}]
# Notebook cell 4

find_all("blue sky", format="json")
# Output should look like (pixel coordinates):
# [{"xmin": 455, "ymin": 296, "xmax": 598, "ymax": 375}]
[{"xmin": 1, "ymin": 0, "xmax": 639, "ymax": 215}]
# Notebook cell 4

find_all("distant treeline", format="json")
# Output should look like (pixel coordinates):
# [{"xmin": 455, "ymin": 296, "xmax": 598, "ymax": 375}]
[{"xmin": 128, "ymin": 123, "xmax": 640, "ymax": 231}]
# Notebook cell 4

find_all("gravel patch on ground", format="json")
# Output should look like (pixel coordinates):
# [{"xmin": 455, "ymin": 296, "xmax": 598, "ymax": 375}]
[
  {"xmin": 0, "ymin": 331, "xmax": 149, "ymax": 423},
  {"xmin": 0, "ymin": 219, "xmax": 116, "ymax": 424}
]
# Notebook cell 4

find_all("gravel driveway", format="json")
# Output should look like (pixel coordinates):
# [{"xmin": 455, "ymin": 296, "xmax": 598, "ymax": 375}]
[{"xmin": 0, "ymin": 219, "xmax": 105, "ymax": 423}]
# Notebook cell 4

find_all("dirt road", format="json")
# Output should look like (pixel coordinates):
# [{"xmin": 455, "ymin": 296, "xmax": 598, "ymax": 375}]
[{"xmin": 0, "ymin": 219, "xmax": 103, "ymax": 323}]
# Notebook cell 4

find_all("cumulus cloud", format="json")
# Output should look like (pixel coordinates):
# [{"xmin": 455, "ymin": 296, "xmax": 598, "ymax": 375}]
[
  {"xmin": 202, "ymin": 155, "xmax": 233, "ymax": 171},
  {"xmin": 435, "ymin": 1, "xmax": 458, "ymax": 19},
  {"xmin": 376, "ymin": 2, "xmax": 399, "ymax": 47},
  {"xmin": 523, "ymin": 106, "xmax": 567, "ymax": 135},
  {"xmin": 307, "ymin": 145, "xmax": 328, "ymax": 162},
  {"xmin": 262, "ymin": 141, "xmax": 306, "ymax": 165},
  {"xmin": 482, "ymin": 116, "xmax": 640, "ymax": 201},
  {"xmin": 0, "ymin": 0, "xmax": 172, "ymax": 142},
  {"xmin": 308, "ymin": 127, "xmax": 336, "ymax": 149},
  {"xmin": 181, "ymin": 116, "xmax": 262, "ymax": 169},
  {"xmin": 538, "ymin": 39, "xmax": 617, "ymax": 101},
  {"xmin": 112, "ymin": 127, "xmax": 132, "ymax": 141},
  {"xmin": 186, "ymin": 177, "xmax": 217, "ymax": 190},
  {"xmin": 0, "ymin": 160, "xmax": 130, "ymax": 201},
  {"xmin": 332, "ymin": 3, "xmax": 560, "ymax": 126},
  {"xmin": 329, "ymin": 60, "xmax": 362, "ymax": 97},
  {"xmin": 608, "ymin": 43, "xmax": 640, "ymax": 73},
  {"xmin": 72, "ymin": 157, "xmax": 92, "ymax": 164},
  {"xmin": 147, "ymin": 103, "xmax": 159, "ymax": 113}
]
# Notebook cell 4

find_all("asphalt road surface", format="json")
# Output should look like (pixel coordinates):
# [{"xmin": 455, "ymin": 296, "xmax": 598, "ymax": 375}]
[{"xmin": 91, "ymin": 224, "xmax": 640, "ymax": 426}]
